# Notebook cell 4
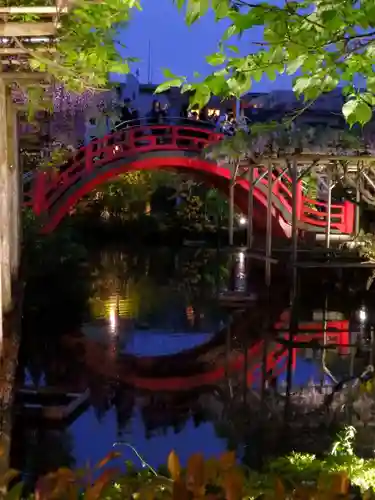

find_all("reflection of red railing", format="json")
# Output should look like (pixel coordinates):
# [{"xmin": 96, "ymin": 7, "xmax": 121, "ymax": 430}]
[
  {"xmin": 23, "ymin": 123, "xmax": 354, "ymax": 235},
  {"xmin": 274, "ymin": 320, "xmax": 350, "ymax": 355},
  {"xmin": 79, "ymin": 317, "xmax": 350, "ymax": 392}
]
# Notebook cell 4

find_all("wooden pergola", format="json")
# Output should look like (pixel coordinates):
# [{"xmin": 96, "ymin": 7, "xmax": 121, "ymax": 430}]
[
  {"xmin": 0, "ymin": 1, "xmax": 71, "ymax": 321},
  {"xmin": 0, "ymin": 2, "xmax": 70, "ymax": 480},
  {"xmin": 222, "ymin": 150, "xmax": 375, "ymax": 291}
]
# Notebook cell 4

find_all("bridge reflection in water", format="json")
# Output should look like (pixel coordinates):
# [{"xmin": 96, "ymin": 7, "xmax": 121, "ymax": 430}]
[{"xmin": 13, "ymin": 247, "xmax": 375, "ymax": 483}]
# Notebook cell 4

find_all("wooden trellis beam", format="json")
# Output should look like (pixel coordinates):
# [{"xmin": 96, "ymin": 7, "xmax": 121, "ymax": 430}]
[
  {"xmin": 255, "ymin": 153, "xmax": 375, "ymax": 170},
  {"xmin": 0, "ymin": 48, "xmax": 56, "ymax": 55},
  {"xmin": 0, "ymin": 22, "xmax": 57, "ymax": 37},
  {"xmin": 0, "ymin": 6, "xmax": 68, "ymax": 14},
  {"xmin": 0, "ymin": 1, "xmax": 72, "ymax": 72},
  {"xmin": 0, "ymin": 72, "xmax": 50, "ymax": 83}
]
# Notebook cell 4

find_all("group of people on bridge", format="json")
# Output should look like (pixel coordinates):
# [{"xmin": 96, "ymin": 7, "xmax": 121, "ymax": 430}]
[{"xmin": 115, "ymin": 98, "xmax": 247, "ymax": 137}]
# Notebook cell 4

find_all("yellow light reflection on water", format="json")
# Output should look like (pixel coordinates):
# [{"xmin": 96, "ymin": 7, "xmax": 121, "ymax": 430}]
[
  {"xmin": 109, "ymin": 306, "xmax": 117, "ymax": 333},
  {"xmin": 89, "ymin": 293, "xmax": 139, "ymax": 321}
]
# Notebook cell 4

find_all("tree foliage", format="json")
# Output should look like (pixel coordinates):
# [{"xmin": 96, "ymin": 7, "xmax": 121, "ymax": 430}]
[{"xmin": 156, "ymin": 0, "xmax": 375, "ymax": 126}]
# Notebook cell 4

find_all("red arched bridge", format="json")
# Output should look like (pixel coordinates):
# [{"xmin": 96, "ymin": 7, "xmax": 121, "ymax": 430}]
[{"xmin": 23, "ymin": 120, "xmax": 355, "ymax": 237}]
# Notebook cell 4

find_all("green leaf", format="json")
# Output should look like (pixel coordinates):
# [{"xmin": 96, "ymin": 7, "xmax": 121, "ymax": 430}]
[
  {"xmin": 286, "ymin": 55, "xmax": 307, "ymax": 75},
  {"xmin": 252, "ymin": 70, "xmax": 263, "ymax": 82},
  {"xmin": 190, "ymin": 84, "xmax": 211, "ymax": 109},
  {"xmin": 206, "ymin": 52, "xmax": 226, "ymax": 66},
  {"xmin": 174, "ymin": 0, "xmax": 185, "ymax": 9},
  {"xmin": 4, "ymin": 482, "xmax": 23, "ymax": 500},
  {"xmin": 223, "ymin": 24, "xmax": 237, "ymax": 40},
  {"xmin": 293, "ymin": 76, "xmax": 314, "ymax": 97},
  {"xmin": 109, "ymin": 61, "xmax": 130, "ymax": 73},
  {"xmin": 185, "ymin": 0, "xmax": 201, "ymax": 24},
  {"xmin": 205, "ymin": 74, "xmax": 228, "ymax": 95},
  {"xmin": 230, "ymin": 10, "xmax": 265, "ymax": 30},
  {"xmin": 265, "ymin": 67, "xmax": 276, "ymax": 81},
  {"xmin": 226, "ymin": 44, "xmax": 239, "ymax": 54},
  {"xmin": 342, "ymin": 98, "xmax": 373, "ymax": 127},
  {"xmin": 182, "ymin": 83, "xmax": 193, "ymax": 93},
  {"xmin": 162, "ymin": 68, "xmax": 179, "ymax": 79},
  {"xmin": 155, "ymin": 78, "xmax": 185, "ymax": 93},
  {"xmin": 198, "ymin": 0, "xmax": 209, "ymax": 16},
  {"xmin": 227, "ymin": 72, "xmax": 251, "ymax": 97},
  {"xmin": 213, "ymin": 0, "xmax": 230, "ymax": 19}
]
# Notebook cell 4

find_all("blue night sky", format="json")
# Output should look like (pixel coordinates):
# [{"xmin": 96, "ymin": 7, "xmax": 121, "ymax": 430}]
[{"xmin": 120, "ymin": 0, "xmax": 294, "ymax": 90}]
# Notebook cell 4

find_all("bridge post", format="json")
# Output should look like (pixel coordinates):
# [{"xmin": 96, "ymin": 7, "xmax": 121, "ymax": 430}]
[
  {"xmin": 355, "ymin": 174, "xmax": 360, "ymax": 234},
  {"xmin": 290, "ymin": 159, "xmax": 298, "ymax": 294},
  {"xmin": 325, "ymin": 171, "xmax": 333, "ymax": 248},
  {"xmin": 265, "ymin": 160, "xmax": 273, "ymax": 286},
  {"xmin": 228, "ymin": 178, "xmax": 235, "ymax": 246},
  {"xmin": 246, "ymin": 166, "xmax": 254, "ymax": 250}
]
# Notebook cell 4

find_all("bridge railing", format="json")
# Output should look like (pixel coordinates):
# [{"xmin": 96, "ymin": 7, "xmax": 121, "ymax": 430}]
[
  {"xmin": 23, "ymin": 120, "xmax": 355, "ymax": 235},
  {"xmin": 27, "ymin": 123, "xmax": 224, "ymax": 214},
  {"xmin": 301, "ymin": 196, "xmax": 354, "ymax": 233},
  {"xmin": 250, "ymin": 166, "xmax": 303, "ymax": 220},
  {"xmin": 113, "ymin": 116, "xmax": 218, "ymax": 132},
  {"xmin": 83, "ymin": 123, "xmax": 222, "ymax": 173}
]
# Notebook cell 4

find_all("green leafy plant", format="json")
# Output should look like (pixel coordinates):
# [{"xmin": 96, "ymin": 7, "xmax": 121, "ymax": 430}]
[
  {"xmin": 156, "ymin": 0, "xmax": 375, "ymax": 127},
  {"xmin": 3, "ymin": 426, "xmax": 375, "ymax": 498}
]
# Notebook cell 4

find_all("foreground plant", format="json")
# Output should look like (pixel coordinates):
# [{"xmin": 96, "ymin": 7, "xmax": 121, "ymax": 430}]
[{"xmin": 2, "ymin": 426, "xmax": 375, "ymax": 499}]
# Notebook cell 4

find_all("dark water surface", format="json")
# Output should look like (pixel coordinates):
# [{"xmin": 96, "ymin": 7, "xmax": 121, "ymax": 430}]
[{"xmin": 12, "ymin": 246, "xmax": 374, "ymax": 484}]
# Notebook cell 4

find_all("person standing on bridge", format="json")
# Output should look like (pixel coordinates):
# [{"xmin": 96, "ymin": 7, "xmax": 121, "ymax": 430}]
[
  {"xmin": 120, "ymin": 99, "xmax": 134, "ymax": 124},
  {"xmin": 161, "ymin": 103, "xmax": 169, "ymax": 120},
  {"xmin": 147, "ymin": 100, "xmax": 163, "ymax": 125},
  {"xmin": 131, "ymin": 106, "xmax": 140, "ymax": 127}
]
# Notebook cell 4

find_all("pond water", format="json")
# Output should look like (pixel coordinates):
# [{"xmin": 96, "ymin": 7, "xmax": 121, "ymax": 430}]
[{"xmin": 12, "ymin": 246, "xmax": 374, "ymax": 486}]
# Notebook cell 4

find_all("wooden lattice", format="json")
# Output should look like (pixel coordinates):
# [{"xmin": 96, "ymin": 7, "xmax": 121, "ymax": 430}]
[{"xmin": 0, "ymin": 1, "xmax": 70, "ymax": 76}]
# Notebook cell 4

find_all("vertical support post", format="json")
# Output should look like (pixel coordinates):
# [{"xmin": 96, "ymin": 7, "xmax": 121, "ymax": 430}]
[
  {"xmin": 347, "ymin": 343, "xmax": 355, "ymax": 424},
  {"xmin": 6, "ymin": 87, "xmax": 20, "ymax": 280},
  {"xmin": 261, "ymin": 339, "xmax": 268, "ymax": 403},
  {"xmin": 325, "ymin": 170, "xmax": 332, "ymax": 249},
  {"xmin": 228, "ymin": 176, "xmax": 235, "ymax": 247},
  {"xmin": 284, "ymin": 273, "xmax": 299, "ymax": 426},
  {"xmin": 321, "ymin": 295, "xmax": 328, "ymax": 388},
  {"xmin": 225, "ymin": 321, "xmax": 233, "ymax": 398},
  {"xmin": 355, "ymin": 173, "xmax": 360, "ymax": 235},
  {"xmin": 0, "ymin": 78, "xmax": 20, "ymax": 488},
  {"xmin": 246, "ymin": 166, "xmax": 254, "ymax": 250},
  {"xmin": 290, "ymin": 159, "xmax": 298, "ymax": 295},
  {"xmin": 265, "ymin": 161, "xmax": 273, "ymax": 286},
  {"xmin": 0, "ymin": 79, "xmax": 12, "ymax": 316},
  {"xmin": 243, "ymin": 333, "xmax": 248, "ymax": 405}
]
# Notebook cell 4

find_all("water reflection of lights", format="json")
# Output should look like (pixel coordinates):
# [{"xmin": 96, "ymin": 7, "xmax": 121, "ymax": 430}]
[
  {"xmin": 90, "ymin": 293, "xmax": 139, "ymax": 321},
  {"xmin": 235, "ymin": 251, "xmax": 246, "ymax": 292},
  {"xmin": 109, "ymin": 306, "xmax": 117, "ymax": 334},
  {"xmin": 358, "ymin": 307, "xmax": 367, "ymax": 324},
  {"xmin": 238, "ymin": 251, "xmax": 245, "ymax": 265}
]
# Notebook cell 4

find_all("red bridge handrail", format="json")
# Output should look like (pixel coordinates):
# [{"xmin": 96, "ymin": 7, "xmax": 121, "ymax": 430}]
[{"xmin": 23, "ymin": 122, "xmax": 355, "ymax": 236}]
